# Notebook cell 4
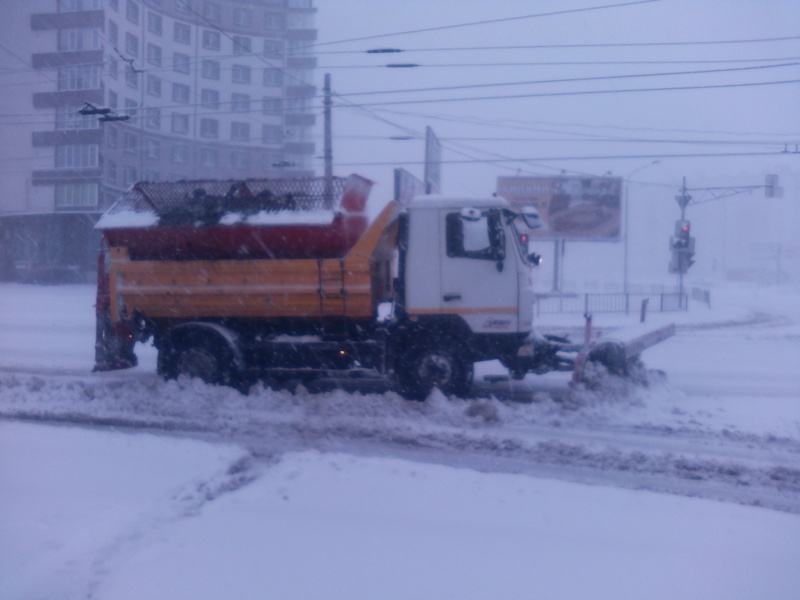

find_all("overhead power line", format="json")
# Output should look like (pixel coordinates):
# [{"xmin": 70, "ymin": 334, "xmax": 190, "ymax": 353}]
[
  {"xmin": 334, "ymin": 62, "xmax": 800, "ymax": 97},
  {"xmin": 331, "ymin": 150, "xmax": 798, "ymax": 168},
  {"xmin": 335, "ymin": 79, "xmax": 800, "ymax": 108},
  {"xmin": 348, "ymin": 34, "xmax": 800, "ymax": 55},
  {"xmin": 311, "ymin": 0, "xmax": 659, "ymax": 49},
  {"xmin": 322, "ymin": 57, "xmax": 800, "ymax": 69}
]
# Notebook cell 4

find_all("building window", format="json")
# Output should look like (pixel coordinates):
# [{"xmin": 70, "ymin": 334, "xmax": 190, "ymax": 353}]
[
  {"xmin": 171, "ymin": 113, "xmax": 189, "ymax": 134},
  {"xmin": 108, "ymin": 57, "xmax": 119, "ymax": 79},
  {"xmin": 201, "ymin": 59, "xmax": 220, "ymax": 80},
  {"xmin": 231, "ymin": 122, "xmax": 250, "ymax": 142},
  {"xmin": 55, "ymin": 183, "xmax": 98, "ymax": 207},
  {"xmin": 171, "ymin": 144, "xmax": 188, "ymax": 163},
  {"xmin": 124, "ymin": 99, "xmax": 138, "ymax": 123},
  {"xmin": 265, "ymin": 13, "xmax": 284, "ymax": 30},
  {"xmin": 264, "ymin": 39, "xmax": 282, "ymax": 56},
  {"xmin": 56, "ymin": 106, "xmax": 99, "ymax": 130},
  {"xmin": 55, "ymin": 144, "xmax": 99, "ymax": 168},
  {"xmin": 287, "ymin": 96, "xmax": 310, "ymax": 112},
  {"xmin": 145, "ymin": 106, "xmax": 161, "ymax": 129},
  {"xmin": 125, "ymin": 68, "xmax": 139, "ymax": 89},
  {"xmin": 125, "ymin": 0, "xmax": 140, "ymax": 24},
  {"xmin": 287, "ymin": 12, "xmax": 314, "ymax": 29},
  {"xmin": 147, "ymin": 12, "xmax": 162, "ymax": 35},
  {"xmin": 231, "ymin": 93, "xmax": 250, "ymax": 112},
  {"xmin": 123, "ymin": 165, "xmax": 138, "ymax": 186},
  {"xmin": 263, "ymin": 68, "xmax": 283, "ymax": 87},
  {"xmin": 231, "ymin": 151, "xmax": 249, "ymax": 171},
  {"xmin": 232, "ymin": 35, "xmax": 251, "ymax": 55},
  {"xmin": 124, "ymin": 131, "xmax": 138, "ymax": 153},
  {"xmin": 200, "ymin": 118, "xmax": 219, "ymax": 138},
  {"xmin": 263, "ymin": 97, "xmax": 282, "ymax": 114},
  {"xmin": 107, "ymin": 159, "xmax": 117, "ymax": 183},
  {"xmin": 58, "ymin": 65, "xmax": 101, "ymax": 91},
  {"xmin": 146, "ymin": 74, "xmax": 162, "ymax": 97},
  {"xmin": 233, "ymin": 8, "xmax": 252, "ymax": 27},
  {"xmin": 174, "ymin": 22, "xmax": 190, "ymax": 44},
  {"xmin": 108, "ymin": 20, "xmax": 118, "ymax": 44},
  {"xmin": 108, "ymin": 89, "xmax": 118, "ymax": 109},
  {"xmin": 202, "ymin": 30, "xmax": 220, "ymax": 51},
  {"xmin": 107, "ymin": 126, "xmax": 118, "ymax": 148},
  {"xmin": 146, "ymin": 139, "xmax": 160, "ymax": 159},
  {"xmin": 232, "ymin": 64, "xmax": 251, "ymax": 84},
  {"xmin": 146, "ymin": 43, "xmax": 162, "ymax": 66},
  {"xmin": 204, "ymin": 2, "xmax": 221, "ymax": 21},
  {"xmin": 59, "ymin": 28, "xmax": 101, "ymax": 51},
  {"xmin": 173, "ymin": 52, "xmax": 190, "ymax": 74},
  {"xmin": 125, "ymin": 32, "xmax": 139, "ymax": 57},
  {"xmin": 261, "ymin": 124, "xmax": 282, "ymax": 144},
  {"xmin": 200, "ymin": 147, "xmax": 218, "ymax": 167},
  {"xmin": 200, "ymin": 88, "xmax": 220, "ymax": 109},
  {"xmin": 172, "ymin": 82, "xmax": 190, "ymax": 104}
]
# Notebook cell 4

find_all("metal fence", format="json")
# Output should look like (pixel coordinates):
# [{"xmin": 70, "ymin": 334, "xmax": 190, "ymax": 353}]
[{"xmin": 535, "ymin": 292, "xmax": 688, "ymax": 315}]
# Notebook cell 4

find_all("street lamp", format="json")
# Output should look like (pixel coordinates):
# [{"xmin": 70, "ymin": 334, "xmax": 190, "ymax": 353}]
[{"xmin": 623, "ymin": 160, "xmax": 660, "ymax": 294}]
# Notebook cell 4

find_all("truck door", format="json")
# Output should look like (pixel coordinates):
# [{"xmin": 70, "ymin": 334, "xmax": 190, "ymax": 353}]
[{"xmin": 440, "ymin": 208, "xmax": 519, "ymax": 334}]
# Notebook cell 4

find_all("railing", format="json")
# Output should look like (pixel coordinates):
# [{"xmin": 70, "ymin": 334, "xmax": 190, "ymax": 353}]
[{"xmin": 535, "ymin": 292, "xmax": 688, "ymax": 315}]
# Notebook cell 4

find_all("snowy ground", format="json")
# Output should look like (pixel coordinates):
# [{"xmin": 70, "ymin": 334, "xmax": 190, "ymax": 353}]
[{"xmin": 1, "ymin": 282, "xmax": 799, "ymax": 599}]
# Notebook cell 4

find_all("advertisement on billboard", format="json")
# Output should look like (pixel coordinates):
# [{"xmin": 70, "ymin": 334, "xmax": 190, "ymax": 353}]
[{"xmin": 496, "ymin": 176, "xmax": 623, "ymax": 241}]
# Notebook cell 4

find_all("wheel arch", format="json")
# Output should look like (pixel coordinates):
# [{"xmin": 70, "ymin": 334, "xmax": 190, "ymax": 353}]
[{"xmin": 159, "ymin": 322, "xmax": 245, "ymax": 377}]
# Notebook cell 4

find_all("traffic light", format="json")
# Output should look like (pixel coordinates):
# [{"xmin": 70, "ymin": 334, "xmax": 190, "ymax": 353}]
[{"xmin": 669, "ymin": 220, "xmax": 695, "ymax": 274}]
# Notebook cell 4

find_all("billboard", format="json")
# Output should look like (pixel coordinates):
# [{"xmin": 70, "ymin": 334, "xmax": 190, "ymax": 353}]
[{"xmin": 496, "ymin": 176, "xmax": 622, "ymax": 241}]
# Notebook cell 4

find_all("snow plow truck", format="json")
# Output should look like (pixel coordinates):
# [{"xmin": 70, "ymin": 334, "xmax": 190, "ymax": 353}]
[{"xmin": 94, "ymin": 174, "xmax": 673, "ymax": 399}]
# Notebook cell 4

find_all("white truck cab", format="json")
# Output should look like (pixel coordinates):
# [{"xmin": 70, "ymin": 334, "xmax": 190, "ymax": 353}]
[
  {"xmin": 403, "ymin": 195, "xmax": 537, "ymax": 336},
  {"xmin": 405, "ymin": 196, "xmax": 534, "ymax": 334}
]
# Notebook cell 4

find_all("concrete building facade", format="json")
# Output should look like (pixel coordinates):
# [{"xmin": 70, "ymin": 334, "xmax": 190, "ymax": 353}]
[{"xmin": 0, "ymin": 0, "xmax": 317, "ymax": 282}]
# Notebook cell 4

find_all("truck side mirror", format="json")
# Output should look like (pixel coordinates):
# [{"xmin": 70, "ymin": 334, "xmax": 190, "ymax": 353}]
[{"xmin": 521, "ymin": 207, "xmax": 542, "ymax": 230}]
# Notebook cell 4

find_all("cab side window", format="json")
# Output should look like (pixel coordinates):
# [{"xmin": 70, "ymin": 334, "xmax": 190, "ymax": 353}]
[{"xmin": 446, "ymin": 210, "xmax": 504, "ymax": 261}]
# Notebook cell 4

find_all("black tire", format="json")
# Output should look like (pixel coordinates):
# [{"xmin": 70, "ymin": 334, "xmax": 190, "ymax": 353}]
[
  {"xmin": 396, "ymin": 340, "xmax": 473, "ymax": 401},
  {"xmin": 159, "ymin": 330, "xmax": 238, "ymax": 388}
]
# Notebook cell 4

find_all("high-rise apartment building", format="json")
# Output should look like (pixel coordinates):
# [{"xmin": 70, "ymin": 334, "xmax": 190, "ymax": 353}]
[{"xmin": 0, "ymin": 0, "xmax": 317, "ymax": 282}]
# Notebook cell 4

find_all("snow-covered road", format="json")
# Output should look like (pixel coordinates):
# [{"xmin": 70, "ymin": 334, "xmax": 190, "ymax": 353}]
[{"xmin": 1, "ymin": 283, "xmax": 799, "ymax": 599}]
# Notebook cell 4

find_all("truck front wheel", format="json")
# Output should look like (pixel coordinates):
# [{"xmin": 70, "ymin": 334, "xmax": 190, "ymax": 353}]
[{"xmin": 396, "ymin": 342, "xmax": 473, "ymax": 401}]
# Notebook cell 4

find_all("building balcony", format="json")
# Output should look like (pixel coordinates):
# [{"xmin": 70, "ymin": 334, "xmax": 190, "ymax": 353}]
[
  {"xmin": 31, "ymin": 168, "xmax": 102, "ymax": 185},
  {"xmin": 286, "ymin": 29, "xmax": 317, "ymax": 42},
  {"xmin": 286, "ymin": 56, "xmax": 317, "ymax": 69},
  {"xmin": 284, "ymin": 142, "xmax": 315, "ymax": 155},
  {"xmin": 33, "ymin": 129, "xmax": 103, "ymax": 146},
  {"xmin": 33, "ymin": 89, "xmax": 103, "ymax": 109},
  {"xmin": 285, "ymin": 85, "xmax": 316, "ymax": 98},
  {"xmin": 285, "ymin": 113, "xmax": 316, "ymax": 127},
  {"xmin": 31, "ymin": 10, "xmax": 104, "ymax": 30},
  {"xmin": 32, "ymin": 50, "xmax": 103, "ymax": 69}
]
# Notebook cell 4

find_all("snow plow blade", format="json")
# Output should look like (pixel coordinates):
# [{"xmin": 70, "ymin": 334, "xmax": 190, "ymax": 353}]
[{"xmin": 572, "ymin": 323, "xmax": 675, "ymax": 384}]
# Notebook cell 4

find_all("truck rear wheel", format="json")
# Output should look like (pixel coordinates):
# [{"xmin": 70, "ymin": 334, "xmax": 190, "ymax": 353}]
[
  {"xmin": 396, "ymin": 341, "xmax": 473, "ymax": 401},
  {"xmin": 159, "ymin": 328, "xmax": 239, "ymax": 388}
]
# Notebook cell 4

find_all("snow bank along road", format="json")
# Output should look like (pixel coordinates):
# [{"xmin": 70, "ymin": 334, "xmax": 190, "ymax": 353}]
[{"xmin": 0, "ymin": 284, "xmax": 799, "ymax": 514}]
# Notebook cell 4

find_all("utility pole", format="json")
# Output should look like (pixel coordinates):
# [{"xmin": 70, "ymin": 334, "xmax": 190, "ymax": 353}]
[{"xmin": 323, "ymin": 73, "xmax": 333, "ymax": 209}]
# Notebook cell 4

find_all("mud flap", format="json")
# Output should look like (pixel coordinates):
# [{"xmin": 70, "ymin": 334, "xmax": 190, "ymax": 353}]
[{"xmin": 93, "ymin": 309, "xmax": 137, "ymax": 371}]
